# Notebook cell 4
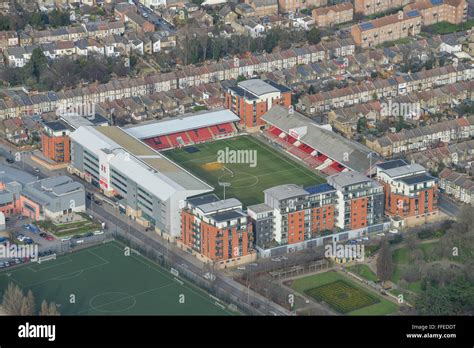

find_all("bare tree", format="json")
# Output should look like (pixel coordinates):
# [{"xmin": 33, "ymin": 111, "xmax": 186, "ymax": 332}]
[
  {"xmin": 1, "ymin": 283, "xmax": 25, "ymax": 315},
  {"xmin": 20, "ymin": 290, "xmax": 35, "ymax": 316},
  {"xmin": 39, "ymin": 300, "xmax": 60, "ymax": 316},
  {"xmin": 376, "ymin": 239, "xmax": 393, "ymax": 282}
]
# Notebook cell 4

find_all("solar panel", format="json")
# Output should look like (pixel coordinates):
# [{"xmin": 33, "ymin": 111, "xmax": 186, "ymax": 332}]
[
  {"xmin": 406, "ymin": 10, "xmax": 420, "ymax": 17},
  {"xmin": 360, "ymin": 22, "xmax": 374, "ymax": 30},
  {"xmin": 430, "ymin": 0, "xmax": 443, "ymax": 5}
]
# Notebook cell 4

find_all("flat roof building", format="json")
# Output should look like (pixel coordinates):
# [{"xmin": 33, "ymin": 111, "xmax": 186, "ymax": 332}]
[{"xmin": 69, "ymin": 126, "xmax": 213, "ymax": 238}]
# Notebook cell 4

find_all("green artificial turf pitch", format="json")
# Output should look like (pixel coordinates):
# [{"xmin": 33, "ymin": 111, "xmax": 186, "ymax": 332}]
[
  {"xmin": 164, "ymin": 135, "xmax": 325, "ymax": 206},
  {"xmin": 0, "ymin": 242, "xmax": 232, "ymax": 315}
]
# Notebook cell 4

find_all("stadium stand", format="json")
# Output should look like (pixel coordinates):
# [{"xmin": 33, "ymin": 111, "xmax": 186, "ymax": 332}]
[
  {"xmin": 125, "ymin": 109, "xmax": 239, "ymax": 151},
  {"xmin": 261, "ymin": 105, "xmax": 382, "ymax": 175}
]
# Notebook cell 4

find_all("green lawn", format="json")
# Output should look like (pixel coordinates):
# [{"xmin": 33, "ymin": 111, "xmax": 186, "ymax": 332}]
[
  {"xmin": 164, "ymin": 135, "xmax": 325, "ymax": 206},
  {"xmin": 0, "ymin": 241, "xmax": 232, "ymax": 315},
  {"xmin": 347, "ymin": 264, "xmax": 378, "ymax": 282},
  {"xmin": 423, "ymin": 20, "xmax": 474, "ymax": 35},
  {"xmin": 290, "ymin": 271, "xmax": 397, "ymax": 315}
]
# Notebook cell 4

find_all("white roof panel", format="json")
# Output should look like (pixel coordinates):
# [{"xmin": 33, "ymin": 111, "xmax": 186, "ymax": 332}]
[{"xmin": 124, "ymin": 109, "xmax": 239, "ymax": 139}]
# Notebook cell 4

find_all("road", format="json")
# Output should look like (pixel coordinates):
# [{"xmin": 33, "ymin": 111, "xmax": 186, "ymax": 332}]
[
  {"xmin": 438, "ymin": 193, "xmax": 464, "ymax": 217},
  {"xmin": 86, "ymin": 198, "xmax": 291, "ymax": 316}
]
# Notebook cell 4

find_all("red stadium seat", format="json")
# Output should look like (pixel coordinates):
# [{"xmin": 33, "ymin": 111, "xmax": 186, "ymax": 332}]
[
  {"xmin": 144, "ymin": 136, "xmax": 171, "ymax": 150},
  {"xmin": 188, "ymin": 127, "xmax": 213, "ymax": 143},
  {"xmin": 168, "ymin": 132, "xmax": 191, "ymax": 147}
]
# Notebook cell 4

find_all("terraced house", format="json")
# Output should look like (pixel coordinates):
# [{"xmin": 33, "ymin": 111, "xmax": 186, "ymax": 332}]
[
  {"xmin": 297, "ymin": 63, "xmax": 474, "ymax": 114},
  {"xmin": 366, "ymin": 115, "xmax": 474, "ymax": 157}
]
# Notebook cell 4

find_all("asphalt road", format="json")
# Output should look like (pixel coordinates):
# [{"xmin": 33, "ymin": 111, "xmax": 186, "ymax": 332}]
[{"xmin": 438, "ymin": 193, "xmax": 464, "ymax": 217}]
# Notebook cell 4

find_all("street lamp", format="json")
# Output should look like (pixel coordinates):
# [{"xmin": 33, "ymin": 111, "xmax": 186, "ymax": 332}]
[
  {"xmin": 367, "ymin": 152, "xmax": 376, "ymax": 177},
  {"xmin": 218, "ymin": 182, "xmax": 231, "ymax": 200}
]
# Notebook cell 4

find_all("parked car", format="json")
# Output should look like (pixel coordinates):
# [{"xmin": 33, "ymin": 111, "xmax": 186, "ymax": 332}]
[
  {"xmin": 6, "ymin": 158, "xmax": 14, "ymax": 164},
  {"xmin": 39, "ymin": 232, "xmax": 48, "ymax": 238},
  {"xmin": 45, "ymin": 234, "xmax": 54, "ymax": 241}
]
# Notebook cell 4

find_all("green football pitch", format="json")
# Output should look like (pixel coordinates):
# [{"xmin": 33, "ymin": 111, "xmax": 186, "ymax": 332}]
[
  {"xmin": 0, "ymin": 242, "xmax": 232, "ymax": 315},
  {"xmin": 164, "ymin": 135, "xmax": 325, "ymax": 206}
]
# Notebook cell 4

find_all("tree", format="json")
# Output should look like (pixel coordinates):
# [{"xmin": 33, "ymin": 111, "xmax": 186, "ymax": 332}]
[
  {"xmin": 306, "ymin": 27, "xmax": 321, "ymax": 45},
  {"xmin": 20, "ymin": 290, "xmax": 35, "ymax": 316},
  {"xmin": 1, "ymin": 283, "xmax": 25, "ymax": 315},
  {"xmin": 357, "ymin": 117, "xmax": 368, "ymax": 134},
  {"xmin": 376, "ymin": 239, "xmax": 393, "ymax": 282},
  {"xmin": 39, "ymin": 300, "xmax": 60, "ymax": 316},
  {"xmin": 25, "ymin": 48, "xmax": 48, "ymax": 82},
  {"xmin": 415, "ymin": 277, "xmax": 474, "ymax": 315}
]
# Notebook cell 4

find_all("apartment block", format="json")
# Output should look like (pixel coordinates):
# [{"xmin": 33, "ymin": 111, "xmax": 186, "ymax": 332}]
[
  {"xmin": 312, "ymin": 3, "xmax": 354, "ymax": 27},
  {"xmin": 354, "ymin": 0, "xmax": 407, "ymax": 16},
  {"xmin": 181, "ymin": 195, "xmax": 255, "ymax": 265},
  {"xmin": 245, "ymin": 0, "xmax": 279, "ymax": 16},
  {"xmin": 278, "ymin": 0, "xmax": 327, "ymax": 14},
  {"xmin": 376, "ymin": 160, "xmax": 438, "ymax": 222},
  {"xmin": 351, "ymin": 10, "xmax": 421, "ymax": 48},
  {"xmin": 225, "ymin": 79, "xmax": 291, "ymax": 129},
  {"xmin": 42, "ymin": 120, "xmax": 72, "ymax": 163},
  {"xmin": 404, "ymin": 0, "xmax": 467, "ymax": 26},
  {"xmin": 327, "ymin": 172, "xmax": 385, "ymax": 230},
  {"xmin": 262, "ymin": 183, "xmax": 337, "ymax": 246}
]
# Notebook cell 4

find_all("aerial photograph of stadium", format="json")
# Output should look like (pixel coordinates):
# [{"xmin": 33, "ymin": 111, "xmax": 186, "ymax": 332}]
[{"xmin": 0, "ymin": 0, "xmax": 473, "ymax": 345}]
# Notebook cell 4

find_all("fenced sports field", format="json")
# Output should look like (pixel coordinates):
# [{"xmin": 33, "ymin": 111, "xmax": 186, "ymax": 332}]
[
  {"xmin": 165, "ymin": 135, "xmax": 325, "ymax": 206},
  {"xmin": 0, "ymin": 241, "xmax": 232, "ymax": 315}
]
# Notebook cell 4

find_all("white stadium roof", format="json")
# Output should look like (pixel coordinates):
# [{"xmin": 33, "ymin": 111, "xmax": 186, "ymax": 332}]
[
  {"xmin": 124, "ymin": 109, "xmax": 239, "ymax": 140},
  {"xmin": 70, "ymin": 126, "xmax": 213, "ymax": 201},
  {"xmin": 261, "ymin": 105, "xmax": 382, "ymax": 173}
]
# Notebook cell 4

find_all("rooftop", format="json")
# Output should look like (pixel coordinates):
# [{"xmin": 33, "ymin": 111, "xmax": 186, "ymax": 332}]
[
  {"xmin": 70, "ymin": 126, "xmax": 212, "ymax": 200},
  {"xmin": 261, "ymin": 105, "xmax": 381, "ymax": 173},
  {"xmin": 197, "ymin": 198, "xmax": 242, "ymax": 214},
  {"xmin": 264, "ymin": 184, "xmax": 308, "ymax": 201},
  {"xmin": 124, "ymin": 109, "xmax": 239, "ymax": 139}
]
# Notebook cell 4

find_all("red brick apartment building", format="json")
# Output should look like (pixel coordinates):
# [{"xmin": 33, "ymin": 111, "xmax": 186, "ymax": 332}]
[
  {"xmin": 256, "ymin": 183, "xmax": 337, "ymax": 246},
  {"xmin": 225, "ymin": 79, "xmax": 291, "ymax": 129},
  {"xmin": 354, "ymin": 0, "xmax": 407, "ymax": 16},
  {"xmin": 41, "ymin": 120, "xmax": 72, "ymax": 163},
  {"xmin": 327, "ymin": 171, "xmax": 385, "ymax": 230},
  {"xmin": 312, "ymin": 2, "xmax": 354, "ymax": 27},
  {"xmin": 351, "ymin": 10, "xmax": 421, "ymax": 48},
  {"xmin": 404, "ymin": 0, "xmax": 467, "ymax": 26},
  {"xmin": 180, "ymin": 195, "xmax": 255, "ymax": 267},
  {"xmin": 376, "ymin": 159, "xmax": 438, "ymax": 224}
]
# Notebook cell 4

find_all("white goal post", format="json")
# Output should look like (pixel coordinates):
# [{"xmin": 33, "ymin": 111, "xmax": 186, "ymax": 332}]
[{"xmin": 37, "ymin": 254, "xmax": 57, "ymax": 264}]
